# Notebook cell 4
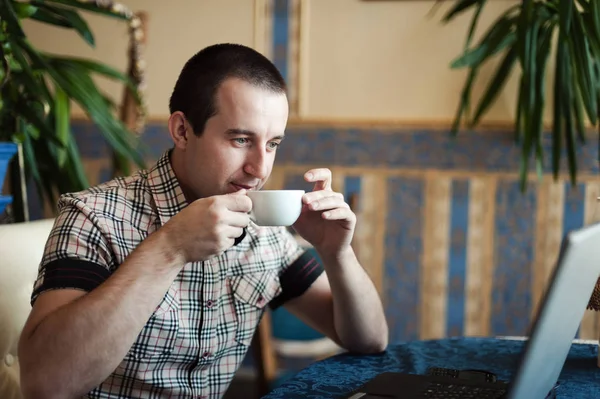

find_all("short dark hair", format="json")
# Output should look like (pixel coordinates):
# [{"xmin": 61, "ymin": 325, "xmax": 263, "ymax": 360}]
[{"xmin": 168, "ymin": 43, "xmax": 287, "ymax": 135}]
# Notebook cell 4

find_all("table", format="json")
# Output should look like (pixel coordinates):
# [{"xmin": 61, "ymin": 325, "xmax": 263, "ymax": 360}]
[{"xmin": 262, "ymin": 337, "xmax": 600, "ymax": 398}]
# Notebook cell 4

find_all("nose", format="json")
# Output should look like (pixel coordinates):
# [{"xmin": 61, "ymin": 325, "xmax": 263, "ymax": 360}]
[{"xmin": 244, "ymin": 148, "xmax": 269, "ymax": 180}]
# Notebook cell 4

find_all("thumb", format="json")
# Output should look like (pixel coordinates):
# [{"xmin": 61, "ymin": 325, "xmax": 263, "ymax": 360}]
[{"xmin": 228, "ymin": 189, "xmax": 247, "ymax": 196}]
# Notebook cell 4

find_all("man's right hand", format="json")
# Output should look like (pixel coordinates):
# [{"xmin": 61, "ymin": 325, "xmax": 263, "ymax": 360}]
[
  {"xmin": 18, "ymin": 192, "xmax": 253, "ymax": 399},
  {"xmin": 161, "ymin": 190, "xmax": 252, "ymax": 263}
]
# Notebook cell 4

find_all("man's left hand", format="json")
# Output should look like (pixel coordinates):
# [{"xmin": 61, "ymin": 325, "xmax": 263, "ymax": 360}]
[{"xmin": 292, "ymin": 168, "xmax": 356, "ymax": 259}]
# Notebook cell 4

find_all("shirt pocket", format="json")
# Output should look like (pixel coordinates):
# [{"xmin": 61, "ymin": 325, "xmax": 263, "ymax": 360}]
[
  {"xmin": 230, "ymin": 270, "xmax": 282, "ymax": 346},
  {"xmin": 125, "ymin": 285, "xmax": 181, "ymax": 361}
]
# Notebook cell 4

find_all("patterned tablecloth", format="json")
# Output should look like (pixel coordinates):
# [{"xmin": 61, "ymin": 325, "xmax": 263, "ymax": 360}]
[{"xmin": 262, "ymin": 337, "xmax": 600, "ymax": 398}]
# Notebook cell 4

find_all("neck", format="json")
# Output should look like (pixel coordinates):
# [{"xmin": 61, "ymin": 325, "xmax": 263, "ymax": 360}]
[{"xmin": 169, "ymin": 148, "xmax": 197, "ymax": 203}]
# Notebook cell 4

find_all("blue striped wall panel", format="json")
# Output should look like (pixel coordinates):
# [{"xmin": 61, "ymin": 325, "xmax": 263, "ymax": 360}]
[
  {"xmin": 491, "ymin": 180, "xmax": 537, "ymax": 336},
  {"xmin": 385, "ymin": 177, "xmax": 424, "ymax": 342},
  {"xmin": 447, "ymin": 180, "xmax": 469, "ymax": 337}
]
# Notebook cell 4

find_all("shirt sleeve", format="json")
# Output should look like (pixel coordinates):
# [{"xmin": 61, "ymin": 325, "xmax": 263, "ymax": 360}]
[
  {"xmin": 31, "ymin": 195, "xmax": 114, "ymax": 305},
  {"xmin": 269, "ymin": 228, "xmax": 325, "ymax": 309}
]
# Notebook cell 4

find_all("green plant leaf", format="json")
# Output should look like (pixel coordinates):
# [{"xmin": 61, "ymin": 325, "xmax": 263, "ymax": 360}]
[
  {"xmin": 450, "ymin": 15, "xmax": 517, "ymax": 69},
  {"xmin": 21, "ymin": 127, "xmax": 41, "ymax": 184},
  {"xmin": 518, "ymin": 76, "xmax": 532, "ymax": 191},
  {"xmin": 572, "ymin": 83, "xmax": 587, "ymax": 143},
  {"xmin": 10, "ymin": 71, "xmax": 47, "ymax": 103},
  {"xmin": 29, "ymin": 9, "xmax": 70, "ymax": 28},
  {"xmin": 19, "ymin": 117, "xmax": 58, "ymax": 203},
  {"xmin": 13, "ymin": 99, "xmax": 59, "ymax": 144},
  {"xmin": 54, "ymin": 85, "xmax": 70, "ymax": 167},
  {"xmin": 49, "ymin": 55, "xmax": 127, "ymax": 81},
  {"xmin": 16, "ymin": 38, "xmax": 145, "ymax": 173},
  {"xmin": 12, "ymin": 3, "xmax": 38, "ymax": 18},
  {"xmin": 0, "ymin": 0, "xmax": 26, "ymax": 37},
  {"xmin": 465, "ymin": 0, "xmax": 487, "ymax": 50},
  {"xmin": 581, "ymin": 12, "xmax": 600, "ymax": 62},
  {"xmin": 552, "ymin": 40, "xmax": 566, "ymax": 180},
  {"xmin": 518, "ymin": 12, "xmax": 540, "ymax": 189},
  {"xmin": 560, "ymin": 19, "xmax": 578, "ymax": 187},
  {"xmin": 575, "ymin": 0, "xmax": 591, "ymax": 12},
  {"xmin": 65, "ymin": 133, "xmax": 89, "ymax": 189},
  {"xmin": 569, "ymin": 9, "xmax": 597, "ymax": 125},
  {"xmin": 49, "ymin": 60, "xmax": 145, "ymax": 169},
  {"xmin": 517, "ymin": 18, "xmax": 541, "ymax": 191},
  {"xmin": 516, "ymin": 0, "xmax": 534, "ymax": 69},
  {"xmin": 532, "ymin": 23, "xmax": 554, "ymax": 184},
  {"xmin": 101, "ymin": 93, "xmax": 118, "ymax": 111},
  {"xmin": 8, "ymin": 36, "xmax": 45, "ymax": 79},
  {"xmin": 40, "ymin": 0, "xmax": 130, "ymax": 20},
  {"xmin": 592, "ymin": 0, "xmax": 600, "ymax": 31},
  {"xmin": 559, "ymin": 0, "xmax": 574, "ymax": 31},
  {"xmin": 569, "ymin": 40, "xmax": 589, "ymax": 145},
  {"xmin": 515, "ymin": 79, "xmax": 525, "ymax": 143},
  {"xmin": 47, "ymin": 55, "xmax": 142, "ymax": 105},
  {"xmin": 563, "ymin": 79, "xmax": 578, "ymax": 186},
  {"xmin": 472, "ymin": 46, "xmax": 518, "ymax": 126},
  {"xmin": 451, "ymin": 68, "xmax": 478, "ymax": 135},
  {"xmin": 30, "ymin": 3, "xmax": 95, "ymax": 47},
  {"xmin": 442, "ymin": 0, "xmax": 480, "ymax": 22}
]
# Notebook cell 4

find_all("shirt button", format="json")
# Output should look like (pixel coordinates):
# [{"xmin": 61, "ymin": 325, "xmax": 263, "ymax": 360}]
[
  {"xmin": 206, "ymin": 300, "xmax": 213, "ymax": 308},
  {"xmin": 4, "ymin": 354, "xmax": 14, "ymax": 367},
  {"xmin": 202, "ymin": 351, "xmax": 211, "ymax": 358},
  {"xmin": 257, "ymin": 295, "xmax": 264, "ymax": 304}
]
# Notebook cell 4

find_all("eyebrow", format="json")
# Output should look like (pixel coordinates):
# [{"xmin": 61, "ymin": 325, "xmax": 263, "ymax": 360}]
[{"xmin": 225, "ymin": 128, "xmax": 285, "ymax": 141}]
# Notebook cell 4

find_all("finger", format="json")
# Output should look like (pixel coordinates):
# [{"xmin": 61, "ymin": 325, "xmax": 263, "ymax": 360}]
[
  {"xmin": 303, "ymin": 190, "xmax": 344, "ymax": 205},
  {"xmin": 304, "ymin": 168, "xmax": 332, "ymax": 191},
  {"xmin": 307, "ymin": 196, "xmax": 349, "ymax": 212},
  {"xmin": 322, "ymin": 207, "xmax": 356, "ymax": 222},
  {"xmin": 223, "ymin": 191, "xmax": 253, "ymax": 213},
  {"xmin": 221, "ymin": 225, "xmax": 245, "ymax": 239},
  {"xmin": 223, "ymin": 210, "xmax": 251, "ymax": 228}
]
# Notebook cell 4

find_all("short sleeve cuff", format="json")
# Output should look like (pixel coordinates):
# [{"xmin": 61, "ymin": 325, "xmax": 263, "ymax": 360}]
[
  {"xmin": 270, "ymin": 250, "xmax": 324, "ymax": 309},
  {"xmin": 31, "ymin": 258, "xmax": 111, "ymax": 305}
]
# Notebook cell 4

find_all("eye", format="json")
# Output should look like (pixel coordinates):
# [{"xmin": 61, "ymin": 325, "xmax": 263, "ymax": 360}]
[
  {"xmin": 233, "ymin": 138, "xmax": 249, "ymax": 146},
  {"xmin": 267, "ymin": 141, "xmax": 281, "ymax": 150}
]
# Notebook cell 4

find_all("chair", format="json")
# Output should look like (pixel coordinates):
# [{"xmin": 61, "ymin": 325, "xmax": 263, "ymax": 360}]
[{"xmin": 0, "ymin": 218, "xmax": 55, "ymax": 399}]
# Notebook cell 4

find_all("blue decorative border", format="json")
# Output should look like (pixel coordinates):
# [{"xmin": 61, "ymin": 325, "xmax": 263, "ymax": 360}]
[{"xmin": 70, "ymin": 121, "xmax": 600, "ymax": 176}]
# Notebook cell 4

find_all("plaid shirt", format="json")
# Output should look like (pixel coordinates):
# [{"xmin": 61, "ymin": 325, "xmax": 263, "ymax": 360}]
[{"xmin": 32, "ymin": 151, "xmax": 323, "ymax": 398}]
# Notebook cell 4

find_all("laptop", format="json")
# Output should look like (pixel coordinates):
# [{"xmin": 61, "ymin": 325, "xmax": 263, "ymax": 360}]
[{"xmin": 345, "ymin": 221, "xmax": 600, "ymax": 399}]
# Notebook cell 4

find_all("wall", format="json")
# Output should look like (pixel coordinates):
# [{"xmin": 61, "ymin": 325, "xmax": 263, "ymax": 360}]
[
  {"xmin": 22, "ymin": 0, "xmax": 257, "ymax": 118},
  {"xmin": 21, "ymin": 0, "xmax": 600, "ymax": 345}
]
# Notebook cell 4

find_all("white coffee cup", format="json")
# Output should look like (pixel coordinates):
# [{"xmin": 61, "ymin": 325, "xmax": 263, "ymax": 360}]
[{"xmin": 247, "ymin": 190, "xmax": 305, "ymax": 226}]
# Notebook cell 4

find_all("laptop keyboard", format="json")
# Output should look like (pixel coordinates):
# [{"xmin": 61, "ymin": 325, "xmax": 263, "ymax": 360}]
[{"xmin": 422, "ymin": 381, "xmax": 507, "ymax": 398}]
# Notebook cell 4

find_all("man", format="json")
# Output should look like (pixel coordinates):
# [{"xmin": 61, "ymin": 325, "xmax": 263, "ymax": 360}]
[{"xmin": 18, "ymin": 43, "xmax": 388, "ymax": 399}]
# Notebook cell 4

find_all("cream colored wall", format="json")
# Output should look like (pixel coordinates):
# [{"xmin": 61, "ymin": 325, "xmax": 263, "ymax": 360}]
[
  {"xmin": 21, "ymin": 0, "xmax": 257, "ymax": 118},
  {"xmin": 20, "ymin": 0, "xmax": 533, "ymax": 125},
  {"xmin": 299, "ymin": 0, "xmax": 525, "ymax": 123}
]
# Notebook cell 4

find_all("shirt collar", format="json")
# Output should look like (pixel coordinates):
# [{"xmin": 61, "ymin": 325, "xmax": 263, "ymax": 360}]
[
  {"xmin": 147, "ymin": 150, "xmax": 188, "ymax": 225},
  {"xmin": 147, "ymin": 149, "xmax": 261, "ymax": 244}
]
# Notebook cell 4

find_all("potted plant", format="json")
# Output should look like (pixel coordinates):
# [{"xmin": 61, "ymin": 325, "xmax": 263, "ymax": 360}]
[
  {"xmin": 440, "ymin": 0, "xmax": 600, "ymax": 189},
  {"xmin": 0, "ymin": 0, "xmax": 147, "ymax": 221},
  {"xmin": 440, "ymin": 0, "xmax": 600, "ymax": 362}
]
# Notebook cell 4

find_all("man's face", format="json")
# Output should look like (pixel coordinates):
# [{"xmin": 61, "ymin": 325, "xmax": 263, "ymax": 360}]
[{"xmin": 174, "ymin": 78, "xmax": 289, "ymax": 201}]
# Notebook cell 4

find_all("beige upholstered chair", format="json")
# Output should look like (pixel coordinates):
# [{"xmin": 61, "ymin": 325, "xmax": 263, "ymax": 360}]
[{"xmin": 0, "ymin": 218, "xmax": 55, "ymax": 399}]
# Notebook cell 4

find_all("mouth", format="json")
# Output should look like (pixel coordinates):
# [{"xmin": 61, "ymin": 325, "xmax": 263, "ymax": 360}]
[{"xmin": 231, "ymin": 183, "xmax": 257, "ymax": 191}]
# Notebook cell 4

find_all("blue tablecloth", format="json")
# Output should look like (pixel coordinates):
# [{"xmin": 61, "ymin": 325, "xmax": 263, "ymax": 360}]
[{"xmin": 262, "ymin": 337, "xmax": 600, "ymax": 398}]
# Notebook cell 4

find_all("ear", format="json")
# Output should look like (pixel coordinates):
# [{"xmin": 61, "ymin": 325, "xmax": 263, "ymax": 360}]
[{"xmin": 168, "ymin": 111, "xmax": 191, "ymax": 150}]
